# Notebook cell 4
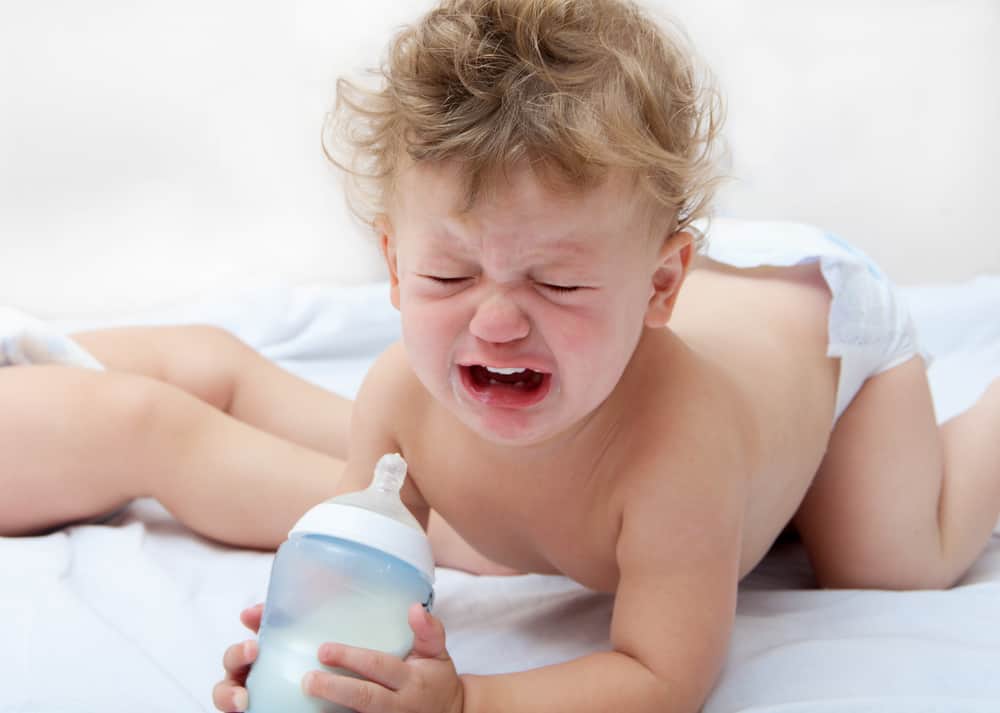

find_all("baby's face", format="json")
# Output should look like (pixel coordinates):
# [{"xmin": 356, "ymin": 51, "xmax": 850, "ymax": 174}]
[{"xmin": 383, "ymin": 163, "xmax": 666, "ymax": 446}]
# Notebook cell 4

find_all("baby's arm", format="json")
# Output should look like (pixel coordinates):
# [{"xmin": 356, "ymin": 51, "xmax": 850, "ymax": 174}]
[{"xmin": 460, "ymin": 462, "xmax": 745, "ymax": 713}]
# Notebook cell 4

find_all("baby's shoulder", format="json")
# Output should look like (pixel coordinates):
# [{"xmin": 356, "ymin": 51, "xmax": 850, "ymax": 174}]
[
  {"xmin": 614, "ymin": 342, "xmax": 759, "ymax": 503},
  {"xmin": 361, "ymin": 341, "xmax": 427, "ymax": 397},
  {"xmin": 354, "ymin": 341, "xmax": 434, "ymax": 435}
]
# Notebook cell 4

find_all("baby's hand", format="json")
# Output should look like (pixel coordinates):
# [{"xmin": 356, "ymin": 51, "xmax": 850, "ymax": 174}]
[
  {"xmin": 302, "ymin": 603, "xmax": 463, "ymax": 713},
  {"xmin": 212, "ymin": 603, "xmax": 263, "ymax": 713}
]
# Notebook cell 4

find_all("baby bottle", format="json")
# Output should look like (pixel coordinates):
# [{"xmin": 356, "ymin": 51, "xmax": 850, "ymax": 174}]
[{"xmin": 246, "ymin": 453, "xmax": 435, "ymax": 713}]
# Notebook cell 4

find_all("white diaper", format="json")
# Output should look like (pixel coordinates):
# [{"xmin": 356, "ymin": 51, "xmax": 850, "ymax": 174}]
[
  {"xmin": 696, "ymin": 219, "xmax": 925, "ymax": 424},
  {"xmin": 0, "ymin": 307, "xmax": 104, "ymax": 370}
]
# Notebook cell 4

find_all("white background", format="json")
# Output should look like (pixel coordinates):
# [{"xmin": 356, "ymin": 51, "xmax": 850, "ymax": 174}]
[{"xmin": 1, "ymin": 0, "xmax": 997, "ymax": 317}]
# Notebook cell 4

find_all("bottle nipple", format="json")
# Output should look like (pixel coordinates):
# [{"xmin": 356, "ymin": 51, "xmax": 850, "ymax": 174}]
[
  {"xmin": 315, "ymin": 453, "xmax": 423, "ymax": 532},
  {"xmin": 372, "ymin": 453, "xmax": 407, "ymax": 494}
]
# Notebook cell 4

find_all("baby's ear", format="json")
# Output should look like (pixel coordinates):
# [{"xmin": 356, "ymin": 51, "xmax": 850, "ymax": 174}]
[
  {"xmin": 644, "ymin": 231, "xmax": 694, "ymax": 328},
  {"xmin": 375, "ymin": 215, "xmax": 401, "ymax": 310}
]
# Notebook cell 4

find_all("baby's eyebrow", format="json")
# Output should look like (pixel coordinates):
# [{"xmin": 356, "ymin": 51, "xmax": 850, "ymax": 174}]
[
  {"xmin": 419, "ymin": 233, "xmax": 476, "ymax": 258},
  {"xmin": 422, "ymin": 220, "xmax": 604, "ymax": 265}
]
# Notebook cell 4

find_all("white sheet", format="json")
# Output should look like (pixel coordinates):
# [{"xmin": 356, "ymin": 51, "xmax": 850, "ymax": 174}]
[{"xmin": 2, "ymin": 277, "xmax": 999, "ymax": 713}]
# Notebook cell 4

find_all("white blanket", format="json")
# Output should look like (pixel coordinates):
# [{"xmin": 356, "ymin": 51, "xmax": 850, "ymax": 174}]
[{"xmin": 2, "ymin": 278, "xmax": 999, "ymax": 713}]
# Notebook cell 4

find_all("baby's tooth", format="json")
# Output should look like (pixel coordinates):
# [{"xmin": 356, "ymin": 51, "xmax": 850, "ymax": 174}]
[{"xmin": 485, "ymin": 366, "xmax": 527, "ymax": 375}]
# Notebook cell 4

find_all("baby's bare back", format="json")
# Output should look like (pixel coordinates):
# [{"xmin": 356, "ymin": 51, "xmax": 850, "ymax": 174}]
[
  {"xmin": 672, "ymin": 258, "xmax": 839, "ymax": 572},
  {"xmin": 398, "ymin": 259, "xmax": 839, "ymax": 588}
]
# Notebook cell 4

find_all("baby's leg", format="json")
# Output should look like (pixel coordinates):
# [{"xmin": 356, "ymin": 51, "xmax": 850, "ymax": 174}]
[
  {"xmin": 73, "ymin": 325, "xmax": 353, "ymax": 459},
  {"xmin": 0, "ymin": 365, "xmax": 343, "ymax": 548},
  {"xmin": 794, "ymin": 356, "xmax": 1000, "ymax": 589}
]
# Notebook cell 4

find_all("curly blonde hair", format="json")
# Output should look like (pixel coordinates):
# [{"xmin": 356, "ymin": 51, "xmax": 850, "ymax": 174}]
[{"xmin": 324, "ymin": 0, "xmax": 724, "ymax": 238}]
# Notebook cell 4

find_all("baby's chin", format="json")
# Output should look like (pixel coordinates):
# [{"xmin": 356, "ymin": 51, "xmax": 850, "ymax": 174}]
[
  {"xmin": 442, "ymin": 377, "xmax": 564, "ymax": 446},
  {"xmin": 449, "ymin": 389, "xmax": 606, "ymax": 452},
  {"xmin": 460, "ymin": 417, "xmax": 566, "ymax": 448}
]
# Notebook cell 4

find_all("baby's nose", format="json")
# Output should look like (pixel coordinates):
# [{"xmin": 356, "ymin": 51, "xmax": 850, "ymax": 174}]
[{"xmin": 468, "ymin": 291, "xmax": 530, "ymax": 344}]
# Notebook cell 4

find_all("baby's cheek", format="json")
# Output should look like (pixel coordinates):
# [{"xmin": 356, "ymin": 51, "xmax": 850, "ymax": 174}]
[
  {"xmin": 404, "ymin": 302, "xmax": 454, "ymax": 332},
  {"xmin": 559, "ymin": 309, "xmax": 641, "ymax": 385},
  {"xmin": 550, "ymin": 308, "xmax": 614, "ymax": 354},
  {"xmin": 400, "ymin": 305, "xmax": 458, "ymax": 368}
]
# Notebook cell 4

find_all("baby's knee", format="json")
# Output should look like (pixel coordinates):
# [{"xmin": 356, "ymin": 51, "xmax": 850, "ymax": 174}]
[
  {"xmin": 159, "ymin": 325, "xmax": 252, "ymax": 410},
  {"xmin": 169, "ymin": 324, "xmax": 245, "ymax": 351},
  {"xmin": 95, "ymin": 370, "xmax": 174, "ymax": 436}
]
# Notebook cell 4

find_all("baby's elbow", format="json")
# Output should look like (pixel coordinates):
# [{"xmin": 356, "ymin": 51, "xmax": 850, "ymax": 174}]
[
  {"xmin": 648, "ymin": 676, "xmax": 708, "ymax": 713},
  {"xmin": 625, "ymin": 657, "xmax": 713, "ymax": 713}
]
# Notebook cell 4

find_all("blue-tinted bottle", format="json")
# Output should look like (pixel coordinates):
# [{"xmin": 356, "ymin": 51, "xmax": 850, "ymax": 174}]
[{"xmin": 246, "ymin": 454, "xmax": 434, "ymax": 713}]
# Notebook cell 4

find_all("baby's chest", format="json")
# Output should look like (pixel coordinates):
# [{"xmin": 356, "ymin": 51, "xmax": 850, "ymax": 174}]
[{"xmin": 414, "ymin": 456, "xmax": 623, "ymax": 591}]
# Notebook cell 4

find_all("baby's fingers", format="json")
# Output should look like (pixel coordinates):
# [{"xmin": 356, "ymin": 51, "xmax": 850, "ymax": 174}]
[
  {"xmin": 240, "ymin": 603, "xmax": 264, "ymax": 634},
  {"xmin": 223, "ymin": 639, "xmax": 258, "ymax": 680},
  {"xmin": 213, "ymin": 640, "xmax": 257, "ymax": 712},
  {"xmin": 211, "ymin": 679, "xmax": 249, "ymax": 713}
]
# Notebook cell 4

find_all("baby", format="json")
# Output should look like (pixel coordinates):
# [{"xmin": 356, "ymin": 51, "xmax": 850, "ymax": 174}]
[
  {"xmin": 207, "ymin": 1, "xmax": 1000, "ymax": 711},
  {"xmin": 2, "ymin": 1, "xmax": 998, "ymax": 713}
]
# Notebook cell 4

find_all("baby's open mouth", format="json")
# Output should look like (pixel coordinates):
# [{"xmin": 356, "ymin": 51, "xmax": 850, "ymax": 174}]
[
  {"xmin": 459, "ymin": 364, "xmax": 552, "ymax": 407},
  {"xmin": 470, "ymin": 365, "xmax": 544, "ymax": 389}
]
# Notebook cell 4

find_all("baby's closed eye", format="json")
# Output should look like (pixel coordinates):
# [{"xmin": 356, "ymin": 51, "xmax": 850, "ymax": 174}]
[
  {"xmin": 422, "ymin": 275, "xmax": 472, "ymax": 284},
  {"xmin": 537, "ymin": 282, "xmax": 582, "ymax": 293}
]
